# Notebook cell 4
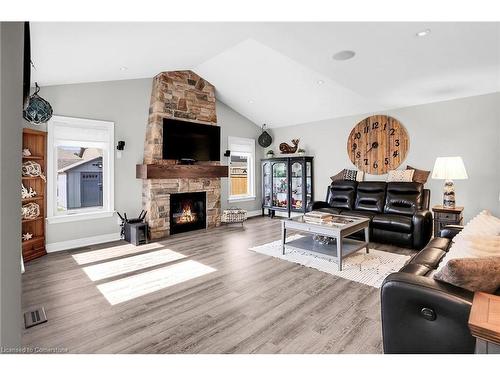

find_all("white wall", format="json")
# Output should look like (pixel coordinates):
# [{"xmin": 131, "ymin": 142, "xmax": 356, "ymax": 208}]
[
  {"xmin": 0, "ymin": 22, "xmax": 23, "ymax": 349},
  {"xmin": 268, "ymin": 93, "xmax": 500, "ymax": 222},
  {"xmin": 30, "ymin": 78, "xmax": 263, "ymax": 246}
]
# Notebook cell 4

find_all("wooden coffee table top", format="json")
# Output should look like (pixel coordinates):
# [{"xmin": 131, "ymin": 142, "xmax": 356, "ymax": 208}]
[{"xmin": 468, "ymin": 292, "xmax": 500, "ymax": 345}]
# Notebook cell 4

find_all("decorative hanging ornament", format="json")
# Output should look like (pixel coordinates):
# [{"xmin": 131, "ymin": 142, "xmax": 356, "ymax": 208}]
[
  {"xmin": 258, "ymin": 123, "xmax": 273, "ymax": 148},
  {"xmin": 23, "ymin": 83, "xmax": 53, "ymax": 124}
]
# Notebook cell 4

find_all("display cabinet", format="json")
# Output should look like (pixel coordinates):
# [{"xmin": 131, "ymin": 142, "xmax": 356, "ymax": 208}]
[{"xmin": 261, "ymin": 156, "xmax": 313, "ymax": 217}]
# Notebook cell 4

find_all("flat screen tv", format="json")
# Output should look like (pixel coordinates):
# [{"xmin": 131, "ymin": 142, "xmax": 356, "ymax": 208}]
[{"xmin": 163, "ymin": 118, "xmax": 220, "ymax": 161}]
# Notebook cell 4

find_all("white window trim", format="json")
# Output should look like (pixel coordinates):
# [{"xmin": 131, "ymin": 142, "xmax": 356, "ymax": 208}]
[
  {"xmin": 228, "ymin": 136, "xmax": 255, "ymax": 202},
  {"xmin": 47, "ymin": 115, "xmax": 115, "ymax": 224}
]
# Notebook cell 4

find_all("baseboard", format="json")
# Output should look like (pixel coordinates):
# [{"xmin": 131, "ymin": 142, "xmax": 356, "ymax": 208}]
[
  {"xmin": 246, "ymin": 210, "xmax": 263, "ymax": 218},
  {"xmin": 46, "ymin": 233, "xmax": 121, "ymax": 253}
]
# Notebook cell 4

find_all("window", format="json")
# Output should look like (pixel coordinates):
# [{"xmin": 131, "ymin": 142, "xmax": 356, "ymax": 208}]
[
  {"xmin": 47, "ymin": 116, "xmax": 114, "ymax": 223},
  {"xmin": 228, "ymin": 136, "xmax": 255, "ymax": 201}
]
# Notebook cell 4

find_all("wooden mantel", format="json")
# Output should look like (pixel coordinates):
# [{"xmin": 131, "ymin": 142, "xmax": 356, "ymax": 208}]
[{"xmin": 136, "ymin": 164, "xmax": 228, "ymax": 179}]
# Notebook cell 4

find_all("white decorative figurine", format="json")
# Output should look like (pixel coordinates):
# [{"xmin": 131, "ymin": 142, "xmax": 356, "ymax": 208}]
[
  {"xmin": 22, "ymin": 232, "xmax": 33, "ymax": 241},
  {"xmin": 21, "ymin": 184, "xmax": 37, "ymax": 199}
]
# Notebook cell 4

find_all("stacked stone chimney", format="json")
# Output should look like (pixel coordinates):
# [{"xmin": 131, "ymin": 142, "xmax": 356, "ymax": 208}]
[{"xmin": 141, "ymin": 71, "xmax": 221, "ymax": 239}]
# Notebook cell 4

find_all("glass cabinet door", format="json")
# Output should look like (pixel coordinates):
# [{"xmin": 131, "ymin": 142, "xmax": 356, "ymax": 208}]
[
  {"xmin": 262, "ymin": 162, "xmax": 272, "ymax": 207},
  {"xmin": 291, "ymin": 161, "xmax": 303, "ymax": 210},
  {"xmin": 272, "ymin": 162, "xmax": 288, "ymax": 209},
  {"xmin": 306, "ymin": 161, "xmax": 312, "ymax": 208}
]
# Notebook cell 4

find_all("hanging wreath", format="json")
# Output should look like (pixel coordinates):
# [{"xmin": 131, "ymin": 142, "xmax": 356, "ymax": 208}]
[
  {"xmin": 22, "ymin": 202, "xmax": 40, "ymax": 220},
  {"xmin": 23, "ymin": 83, "xmax": 53, "ymax": 124},
  {"xmin": 22, "ymin": 161, "xmax": 46, "ymax": 182}
]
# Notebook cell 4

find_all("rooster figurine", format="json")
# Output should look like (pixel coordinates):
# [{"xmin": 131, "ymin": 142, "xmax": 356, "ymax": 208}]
[{"xmin": 279, "ymin": 139, "xmax": 300, "ymax": 154}]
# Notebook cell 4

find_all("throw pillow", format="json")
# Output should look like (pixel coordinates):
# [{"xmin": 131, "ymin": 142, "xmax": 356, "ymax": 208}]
[
  {"xmin": 436, "ymin": 210, "xmax": 500, "ymax": 272},
  {"xmin": 387, "ymin": 169, "xmax": 414, "ymax": 182},
  {"xmin": 342, "ymin": 169, "xmax": 358, "ymax": 181},
  {"xmin": 330, "ymin": 169, "xmax": 345, "ymax": 182},
  {"xmin": 434, "ymin": 257, "xmax": 500, "ymax": 293},
  {"xmin": 406, "ymin": 165, "xmax": 431, "ymax": 184}
]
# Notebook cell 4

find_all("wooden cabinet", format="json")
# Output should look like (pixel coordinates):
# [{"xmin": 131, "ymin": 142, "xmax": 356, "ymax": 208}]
[
  {"xmin": 261, "ymin": 156, "xmax": 314, "ymax": 217},
  {"xmin": 22, "ymin": 128, "xmax": 47, "ymax": 262},
  {"xmin": 432, "ymin": 205, "xmax": 464, "ymax": 237}
]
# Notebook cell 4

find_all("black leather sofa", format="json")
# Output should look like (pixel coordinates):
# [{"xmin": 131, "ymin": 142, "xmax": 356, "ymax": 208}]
[
  {"xmin": 381, "ymin": 225, "xmax": 476, "ymax": 354},
  {"xmin": 309, "ymin": 181, "xmax": 433, "ymax": 250}
]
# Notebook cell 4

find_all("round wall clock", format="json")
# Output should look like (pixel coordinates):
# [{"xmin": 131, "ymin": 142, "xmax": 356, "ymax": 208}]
[{"xmin": 347, "ymin": 115, "xmax": 409, "ymax": 175}]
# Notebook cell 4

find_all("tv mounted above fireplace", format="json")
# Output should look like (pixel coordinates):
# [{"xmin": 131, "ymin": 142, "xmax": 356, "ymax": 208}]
[{"xmin": 163, "ymin": 118, "xmax": 220, "ymax": 161}]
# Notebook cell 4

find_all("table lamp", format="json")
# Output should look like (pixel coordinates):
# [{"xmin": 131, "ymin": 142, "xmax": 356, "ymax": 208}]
[{"xmin": 431, "ymin": 156, "xmax": 468, "ymax": 208}]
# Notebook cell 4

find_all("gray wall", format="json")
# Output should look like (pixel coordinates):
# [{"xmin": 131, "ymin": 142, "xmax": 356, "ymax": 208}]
[
  {"xmin": 0, "ymin": 22, "xmax": 23, "ymax": 349},
  {"xmin": 269, "ymin": 93, "xmax": 500, "ymax": 222},
  {"xmin": 33, "ymin": 78, "xmax": 262, "ymax": 245}
]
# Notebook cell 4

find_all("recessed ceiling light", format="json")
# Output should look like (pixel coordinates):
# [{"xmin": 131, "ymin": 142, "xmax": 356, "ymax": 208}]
[
  {"xmin": 332, "ymin": 50, "xmax": 356, "ymax": 61},
  {"xmin": 416, "ymin": 29, "xmax": 431, "ymax": 37},
  {"xmin": 120, "ymin": 66, "xmax": 128, "ymax": 71},
  {"xmin": 317, "ymin": 80, "xmax": 325, "ymax": 85},
  {"xmin": 248, "ymin": 100, "xmax": 254, "ymax": 104}
]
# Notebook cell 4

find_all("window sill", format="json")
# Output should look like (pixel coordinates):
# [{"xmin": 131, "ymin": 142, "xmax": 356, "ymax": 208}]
[
  {"xmin": 228, "ymin": 196, "xmax": 256, "ymax": 203},
  {"xmin": 47, "ymin": 211, "xmax": 115, "ymax": 224}
]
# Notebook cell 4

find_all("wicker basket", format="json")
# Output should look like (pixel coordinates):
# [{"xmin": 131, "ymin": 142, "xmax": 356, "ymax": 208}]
[{"xmin": 221, "ymin": 207, "xmax": 247, "ymax": 224}]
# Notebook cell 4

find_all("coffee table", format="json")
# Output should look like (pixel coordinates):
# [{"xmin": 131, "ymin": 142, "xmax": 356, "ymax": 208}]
[{"xmin": 281, "ymin": 214, "xmax": 370, "ymax": 271}]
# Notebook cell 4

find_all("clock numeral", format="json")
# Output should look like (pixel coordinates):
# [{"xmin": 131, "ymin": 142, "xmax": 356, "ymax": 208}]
[
  {"xmin": 364, "ymin": 158, "xmax": 368, "ymax": 166},
  {"xmin": 354, "ymin": 132, "xmax": 361, "ymax": 139},
  {"xmin": 371, "ymin": 122, "xmax": 379, "ymax": 130},
  {"xmin": 356, "ymin": 151, "xmax": 361, "ymax": 158},
  {"xmin": 384, "ymin": 157, "xmax": 389, "ymax": 165},
  {"xmin": 383, "ymin": 123, "xmax": 387, "ymax": 130},
  {"xmin": 351, "ymin": 143, "xmax": 357, "ymax": 151},
  {"xmin": 393, "ymin": 150, "xmax": 399, "ymax": 158},
  {"xmin": 364, "ymin": 126, "xmax": 369, "ymax": 134},
  {"xmin": 395, "ymin": 139, "xmax": 400, "ymax": 147},
  {"xmin": 389, "ymin": 128, "xmax": 395, "ymax": 136},
  {"xmin": 373, "ymin": 161, "xmax": 378, "ymax": 169}
]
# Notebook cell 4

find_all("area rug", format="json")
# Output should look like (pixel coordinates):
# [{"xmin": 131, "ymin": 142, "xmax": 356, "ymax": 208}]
[{"xmin": 249, "ymin": 235, "xmax": 411, "ymax": 288}]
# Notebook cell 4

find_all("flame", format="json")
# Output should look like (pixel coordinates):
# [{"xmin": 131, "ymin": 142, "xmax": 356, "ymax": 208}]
[{"xmin": 177, "ymin": 204, "xmax": 195, "ymax": 223}]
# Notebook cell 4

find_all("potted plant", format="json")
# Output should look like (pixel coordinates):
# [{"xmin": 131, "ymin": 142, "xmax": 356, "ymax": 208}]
[
  {"xmin": 266, "ymin": 150, "xmax": 275, "ymax": 158},
  {"xmin": 297, "ymin": 148, "xmax": 306, "ymax": 156}
]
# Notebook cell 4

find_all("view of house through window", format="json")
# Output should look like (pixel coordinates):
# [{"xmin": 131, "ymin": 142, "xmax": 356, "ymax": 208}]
[
  {"xmin": 229, "ymin": 153, "xmax": 249, "ymax": 197},
  {"xmin": 56, "ymin": 146, "xmax": 104, "ymax": 211}
]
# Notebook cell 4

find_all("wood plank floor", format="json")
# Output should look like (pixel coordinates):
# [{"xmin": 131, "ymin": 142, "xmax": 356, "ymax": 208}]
[{"xmin": 22, "ymin": 216, "xmax": 413, "ymax": 354}]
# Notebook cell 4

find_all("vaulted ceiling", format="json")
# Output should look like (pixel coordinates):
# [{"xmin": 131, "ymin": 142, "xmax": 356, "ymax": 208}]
[{"xmin": 31, "ymin": 22, "xmax": 500, "ymax": 127}]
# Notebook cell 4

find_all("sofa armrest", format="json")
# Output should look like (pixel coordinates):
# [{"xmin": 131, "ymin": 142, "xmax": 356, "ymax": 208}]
[
  {"xmin": 381, "ymin": 272, "xmax": 475, "ymax": 354},
  {"xmin": 412, "ymin": 210, "xmax": 433, "ymax": 250},
  {"xmin": 439, "ymin": 225, "xmax": 464, "ymax": 239},
  {"xmin": 307, "ymin": 201, "xmax": 331, "ymax": 212}
]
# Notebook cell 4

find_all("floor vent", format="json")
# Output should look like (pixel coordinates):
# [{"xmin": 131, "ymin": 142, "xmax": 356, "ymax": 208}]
[{"xmin": 24, "ymin": 307, "xmax": 47, "ymax": 329}]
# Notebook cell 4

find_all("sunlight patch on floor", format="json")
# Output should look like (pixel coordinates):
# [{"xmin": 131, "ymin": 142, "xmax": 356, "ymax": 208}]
[
  {"xmin": 72, "ymin": 242, "xmax": 165, "ymax": 265},
  {"xmin": 82, "ymin": 249, "xmax": 187, "ymax": 281},
  {"xmin": 96, "ymin": 260, "xmax": 216, "ymax": 305}
]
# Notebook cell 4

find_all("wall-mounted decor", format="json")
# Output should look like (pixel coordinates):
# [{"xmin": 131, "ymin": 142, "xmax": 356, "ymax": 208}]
[
  {"xmin": 347, "ymin": 115, "xmax": 409, "ymax": 175},
  {"xmin": 279, "ymin": 139, "xmax": 300, "ymax": 154},
  {"xmin": 258, "ymin": 124, "xmax": 273, "ymax": 148},
  {"xmin": 22, "ymin": 160, "xmax": 46, "ymax": 181},
  {"xmin": 23, "ymin": 83, "xmax": 53, "ymax": 124}
]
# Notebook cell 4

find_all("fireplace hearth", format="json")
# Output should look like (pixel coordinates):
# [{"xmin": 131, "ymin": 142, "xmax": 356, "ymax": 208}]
[{"xmin": 170, "ymin": 192, "xmax": 207, "ymax": 235}]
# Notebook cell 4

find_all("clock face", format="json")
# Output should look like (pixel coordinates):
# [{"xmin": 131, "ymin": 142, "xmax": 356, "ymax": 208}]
[{"xmin": 347, "ymin": 115, "xmax": 409, "ymax": 175}]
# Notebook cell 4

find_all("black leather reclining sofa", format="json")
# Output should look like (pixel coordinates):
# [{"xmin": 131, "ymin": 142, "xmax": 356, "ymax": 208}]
[
  {"xmin": 309, "ymin": 181, "xmax": 433, "ymax": 250},
  {"xmin": 381, "ymin": 225, "xmax": 476, "ymax": 353}
]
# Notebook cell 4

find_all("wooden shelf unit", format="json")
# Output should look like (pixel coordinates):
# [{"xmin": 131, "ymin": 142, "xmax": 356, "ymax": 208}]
[{"xmin": 22, "ymin": 128, "xmax": 47, "ymax": 262}]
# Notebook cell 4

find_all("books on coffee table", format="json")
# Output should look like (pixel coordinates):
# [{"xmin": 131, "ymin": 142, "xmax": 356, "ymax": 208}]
[{"xmin": 304, "ymin": 211, "xmax": 356, "ymax": 226}]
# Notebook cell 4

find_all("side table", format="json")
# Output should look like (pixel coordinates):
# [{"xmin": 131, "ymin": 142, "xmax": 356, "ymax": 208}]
[
  {"xmin": 432, "ymin": 205, "xmax": 464, "ymax": 237},
  {"xmin": 468, "ymin": 292, "xmax": 500, "ymax": 354}
]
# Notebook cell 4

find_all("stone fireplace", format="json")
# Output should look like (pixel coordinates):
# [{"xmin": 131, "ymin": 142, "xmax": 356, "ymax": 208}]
[{"xmin": 139, "ymin": 70, "xmax": 226, "ymax": 239}]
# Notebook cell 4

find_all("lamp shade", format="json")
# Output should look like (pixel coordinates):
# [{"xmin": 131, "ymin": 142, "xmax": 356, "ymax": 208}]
[{"xmin": 431, "ymin": 156, "xmax": 468, "ymax": 180}]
